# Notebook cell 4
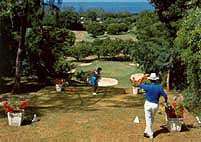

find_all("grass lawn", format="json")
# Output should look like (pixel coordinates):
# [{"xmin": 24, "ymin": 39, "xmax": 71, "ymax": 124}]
[
  {"xmin": 76, "ymin": 60, "xmax": 142, "ymax": 88},
  {"xmin": 0, "ymin": 85, "xmax": 146, "ymax": 141},
  {"xmin": 0, "ymin": 84, "xmax": 199, "ymax": 141},
  {"xmin": 0, "ymin": 61, "xmax": 200, "ymax": 142}
]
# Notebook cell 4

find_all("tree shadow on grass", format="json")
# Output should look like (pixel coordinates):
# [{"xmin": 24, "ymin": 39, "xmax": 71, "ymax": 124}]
[
  {"xmin": 106, "ymin": 56, "xmax": 131, "ymax": 62},
  {"xmin": 0, "ymin": 82, "xmax": 45, "ymax": 95},
  {"xmin": 2, "ymin": 85, "xmax": 144, "ymax": 122},
  {"xmin": 27, "ymin": 86, "xmax": 132, "ymax": 116},
  {"xmin": 80, "ymin": 58, "xmax": 97, "ymax": 63},
  {"xmin": 0, "ymin": 84, "xmax": 146, "ymax": 126},
  {"xmin": 0, "ymin": 108, "xmax": 7, "ymax": 119}
]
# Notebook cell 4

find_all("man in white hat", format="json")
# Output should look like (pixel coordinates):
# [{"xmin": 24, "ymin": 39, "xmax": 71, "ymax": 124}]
[{"xmin": 137, "ymin": 73, "xmax": 168, "ymax": 139}]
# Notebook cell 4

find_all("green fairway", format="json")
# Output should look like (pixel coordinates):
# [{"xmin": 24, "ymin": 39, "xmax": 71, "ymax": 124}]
[{"xmin": 76, "ymin": 60, "xmax": 142, "ymax": 88}]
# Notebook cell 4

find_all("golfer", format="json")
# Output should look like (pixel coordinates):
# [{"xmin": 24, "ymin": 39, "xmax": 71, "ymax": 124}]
[
  {"xmin": 135, "ymin": 73, "xmax": 168, "ymax": 139},
  {"xmin": 89, "ymin": 67, "xmax": 102, "ymax": 95}
]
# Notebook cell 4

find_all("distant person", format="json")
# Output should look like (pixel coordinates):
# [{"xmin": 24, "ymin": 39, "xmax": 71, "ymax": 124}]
[
  {"xmin": 89, "ymin": 67, "xmax": 102, "ymax": 95},
  {"xmin": 133, "ymin": 73, "xmax": 168, "ymax": 139}
]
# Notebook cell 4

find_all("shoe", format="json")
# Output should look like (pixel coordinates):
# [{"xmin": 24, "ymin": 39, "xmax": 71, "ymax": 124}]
[
  {"xmin": 144, "ymin": 133, "xmax": 149, "ymax": 138},
  {"xmin": 149, "ymin": 135, "xmax": 153, "ymax": 139},
  {"xmin": 32, "ymin": 114, "xmax": 39, "ymax": 123},
  {"xmin": 144, "ymin": 133, "xmax": 153, "ymax": 139}
]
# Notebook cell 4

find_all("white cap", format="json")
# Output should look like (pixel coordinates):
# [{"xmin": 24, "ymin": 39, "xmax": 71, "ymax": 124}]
[{"xmin": 147, "ymin": 73, "xmax": 159, "ymax": 80}]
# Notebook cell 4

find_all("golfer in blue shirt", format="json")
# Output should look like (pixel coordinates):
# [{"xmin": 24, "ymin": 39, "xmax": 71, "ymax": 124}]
[
  {"xmin": 138, "ymin": 73, "xmax": 168, "ymax": 139},
  {"xmin": 89, "ymin": 67, "xmax": 102, "ymax": 95}
]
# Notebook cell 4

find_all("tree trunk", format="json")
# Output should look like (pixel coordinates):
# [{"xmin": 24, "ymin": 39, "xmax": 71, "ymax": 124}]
[
  {"xmin": 13, "ymin": 26, "xmax": 26, "ymax": 93},
  {"xmin": 166, "ymin": 69, "xmax": 170, "ymax": 91},
  {"xmin": 97, "ymin": 54, "xmax": 100, "ymax": 60}
]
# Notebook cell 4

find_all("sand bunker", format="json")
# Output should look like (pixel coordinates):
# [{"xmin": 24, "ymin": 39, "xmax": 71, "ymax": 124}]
[
  {"xmin": 78, "ymin": 63, "xmax": 92, "ymax": 67},
  {"xmin": 129, "ymin": 63, "xmax": 140, "ymax": 67},
  {"xmin": 98, "ymin": 78, "xmax": 118, "ymax": 87}
]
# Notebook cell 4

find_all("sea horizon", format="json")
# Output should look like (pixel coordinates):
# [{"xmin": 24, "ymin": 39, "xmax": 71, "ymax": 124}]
[{"xmin": 59, "ymin": 2, "xmax": 154, "ymax": 13}]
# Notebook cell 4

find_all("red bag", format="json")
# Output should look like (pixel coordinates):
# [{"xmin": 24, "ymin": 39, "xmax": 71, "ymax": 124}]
[{"xmin": 165, "ymin": 105, "xmax": 177, "ymax": 118}]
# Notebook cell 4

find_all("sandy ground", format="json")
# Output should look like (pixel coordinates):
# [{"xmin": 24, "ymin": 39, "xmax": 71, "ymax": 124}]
[
  {"xmin": 0, "ymin": 87, "xmax": 200, "ymax": 142},
  {"xmin": 129, "ymin": 63, "xmax": 140, "ymax": 67},
  {"xmin": 78, "ymin": 63, "xmax": 92, "ymax": 67}
]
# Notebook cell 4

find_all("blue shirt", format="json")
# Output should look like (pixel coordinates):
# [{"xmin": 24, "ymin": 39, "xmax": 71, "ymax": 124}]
[{"xmin": 139, "ymin": 83, "xmax": 167, "ymax": 104}]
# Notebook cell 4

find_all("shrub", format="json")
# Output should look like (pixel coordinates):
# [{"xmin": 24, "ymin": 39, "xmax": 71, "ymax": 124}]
[
  {"xmin": 42, "ymin": 12, "xmax": 57, "ymax": 26},
  {"xmin": 59, "ymin": 8, "xmax": 83, "ymax": 30},
  {"xmin": 75, "ymin": 70, "xmax": 91, "ymax": 82},
  {"xmin": 86, "ymin": 22, "xmax": 105, "ymax": 37},
  {"xmin": 26, "ymin": 27, "xmax": 75, "ymax": 82},
  {"xmin": 175, "ymin": 9, "xmax": 201, "ymax": 109},
  {"xmin": 106, "ymin": 23, "xmax": 129, "ymax": 35},
  {"xmin": 119, "ymin": 23, "xmax": 129, "ymax": 32},
  {"xmin": 92, "ymin": 38, "xmax": 132, "ymax": 59},
  {"xmin": 54, "ymin": 57, "xmax": 76, "ymax": 80},
  {"xmin": 67, "ymin": 41, "xmax": 92, "ymax": 61}
]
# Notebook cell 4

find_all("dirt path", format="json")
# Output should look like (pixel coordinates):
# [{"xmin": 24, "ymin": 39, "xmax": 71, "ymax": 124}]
[{"xmin": 0, "ymin": 87, "xmax": 200, "ymax": 142}]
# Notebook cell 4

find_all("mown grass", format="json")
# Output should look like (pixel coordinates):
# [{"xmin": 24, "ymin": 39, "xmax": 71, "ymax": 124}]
[
  {"xmin": 0, "ymin": 84, "xmax": 146, "ymax": 141},
  {"xmin": 76, "ymin": 60, "xmax": 142, "ymax": 88},
  {"xmin": 1, "ymin": 61, "xmax": 197, "ymax": 141}
]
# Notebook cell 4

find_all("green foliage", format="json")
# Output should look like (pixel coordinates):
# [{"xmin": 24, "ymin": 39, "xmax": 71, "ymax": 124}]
[
  {"xmin": 27, "ymin": 26, "xmax": 75, "ymax": 56},
  {"xmin": 86, "ymin": 22, "xmax": 105, "ymax": 37},
  {"xmin": 59, "ymin": 8, "xmax": 83, "ymax": 30},
  {"xmin": 67, "ymin": 41, "xmax": 92, "ymax": 61},
  {"xmin": 75, "ymin": 70, "xmax": 91, "ymax": 82},
  {"xmin": 8, "ymin": 96, "xmax": 21, "ymax": 110},
  {"xmin": 135, "ymin": 12, "xmax": 170, "ymax": 41},
  {"xmin": 183, "ymin": 88, "xmax": 201, "ymax": 112},
  {"xmin": 104, "ymin": 12, "xmax": 136, "ymax": 28},
  {"xmin": 92, "ymin": 38, "xmax": 133, "ymax": 59},
  {"xmin": 54, "ymin": 57, "xmax": 75, "ymax": 79},
  {"xmin": 150, "ymin": 0, "xmax": 191, "ymax": 36},
  {"xmin": 175, "ymin": 9, "xmax": 201, "ymax": 108},
  {"xmin": 48, "ymin": 27, "xmax": 75, "ymax": 58},
  {"xmin": 84, "ymin": 8, "xmax": 105, "ymax": 21},
  {"xmin": 107, "ymin": 23, "xmax": 129, "ymax": 35},
  {"xmin": 91, "ymin": 39, "xmax": 104, "ymax": 59},
  {"xmin": 149, "ymin": 0, "xmax": 200, "ymax": 90},
  {"xmin": 26, "ymin": 26, "xmax": 75, "ymax": 80},
  {"xmin": 130, "ymin": 12, "xmax": 171, "ymax": 73},
  {"xmin": 42, "ymin": 12, "xmax": 57, "ymax": 26}
]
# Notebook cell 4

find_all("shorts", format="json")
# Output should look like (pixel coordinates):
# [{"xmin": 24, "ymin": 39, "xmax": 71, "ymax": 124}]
[{"xmin": 89, "ymin": 76, "xmax": 98, "ymax": 86}]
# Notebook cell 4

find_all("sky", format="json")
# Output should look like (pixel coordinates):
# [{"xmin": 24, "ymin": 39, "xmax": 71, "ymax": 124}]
[{"xmin": 63, "ymin": 0, "xmax": 148, "ymax": 2}]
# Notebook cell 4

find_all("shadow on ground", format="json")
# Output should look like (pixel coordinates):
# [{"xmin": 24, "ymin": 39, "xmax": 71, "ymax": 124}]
[
  {"xmin": 154, "ymin": 125, "xmax": 169, "ymax": 138},
  {"xmin": 26, "ymin": 85, "xmax": 144, "ymax": 117},
  {"xmin": 0, "ymin": 82, "xmax": 45, "ymax": 95}
]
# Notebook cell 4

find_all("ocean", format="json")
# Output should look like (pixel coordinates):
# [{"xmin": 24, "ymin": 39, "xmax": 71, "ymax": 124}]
[{"xmin": 61, "ymin": 2, "xmax": 154, "ymax": 13}]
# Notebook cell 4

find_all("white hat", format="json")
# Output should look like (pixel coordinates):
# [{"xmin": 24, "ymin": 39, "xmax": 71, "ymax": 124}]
[{"xmin": 148, "ymin": 73, "xmax": 159, "ymax": 80}]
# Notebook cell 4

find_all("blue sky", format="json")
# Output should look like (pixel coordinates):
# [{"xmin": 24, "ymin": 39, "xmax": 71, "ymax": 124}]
[{"xmin": 63, "ymin": 0, "xmax": 148, "ymax": 2}]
